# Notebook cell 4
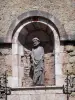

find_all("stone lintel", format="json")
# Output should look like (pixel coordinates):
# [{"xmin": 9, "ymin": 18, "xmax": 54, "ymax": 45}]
[{"xmin": 11, "ymin": 86, "xmax": 63, "ymax": 91}]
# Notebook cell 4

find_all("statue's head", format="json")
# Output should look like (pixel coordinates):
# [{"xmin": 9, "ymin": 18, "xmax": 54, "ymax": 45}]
[{"xmin": 32, "ymin": 37, "xmax": 40, "ymax": 47}]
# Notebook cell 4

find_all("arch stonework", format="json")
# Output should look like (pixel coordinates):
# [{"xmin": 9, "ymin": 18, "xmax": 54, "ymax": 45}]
[
  {"xmin": 6, "ymin": 10, "xmax": 66, "ymax": 42},
  {"xmin": 7, "ymin": 10, "xmax": 65, "ymax": 87}
]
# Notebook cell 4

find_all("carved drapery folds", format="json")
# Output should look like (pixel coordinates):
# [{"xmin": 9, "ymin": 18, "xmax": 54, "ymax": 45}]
[{"xmin": 21, "ymin": 49, "xmax": 55, "ymax": 87}]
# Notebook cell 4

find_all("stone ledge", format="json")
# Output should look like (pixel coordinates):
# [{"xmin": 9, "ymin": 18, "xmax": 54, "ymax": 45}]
[{"xmin": 11, "ymin": 86, "xmax": 63, "ymax": 91}]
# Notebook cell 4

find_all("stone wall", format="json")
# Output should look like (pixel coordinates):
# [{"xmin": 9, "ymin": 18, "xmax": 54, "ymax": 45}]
[
  {"xmin": 0, "ymin": 87, "xmax": 75, "ymax": 100},
  {"xmin": 0, "ymin": 0, "xmax": 75, "ymax": 100},
  {"xmin": 0, "ymin": 47, "xmax": 12, "ymax": 76},
  {"xmin": 44, "ymin": 53, "xmax": 55, "ymax": 85},
  {"xmin": 0, "ymin": 0, "xmax": 75, "ymax": 37},
  {"xmin": 0, "ymin": 43, "xmax": 75, "ymax": 87},
  {"xmin": 7, "ymin": 87, "xmax": 67, "ymax": 100},
  {"xmin": 62, "ymin": 44, "xmax": 75, "ymax": 75}
]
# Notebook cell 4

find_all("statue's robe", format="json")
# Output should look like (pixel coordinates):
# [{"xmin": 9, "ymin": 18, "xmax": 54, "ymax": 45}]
[{"xmin": 31, "ymin": 46, "xmax": 44, "ymax": 85}]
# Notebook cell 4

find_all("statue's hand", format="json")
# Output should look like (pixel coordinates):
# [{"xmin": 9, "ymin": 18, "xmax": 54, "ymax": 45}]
[
  {"xmin": 33, "ymin": 59, "xmax": 39, "ymax": 65},
  {"xmin": 34, "ymin": 61, "xmax": 38, "ymax": 65}
]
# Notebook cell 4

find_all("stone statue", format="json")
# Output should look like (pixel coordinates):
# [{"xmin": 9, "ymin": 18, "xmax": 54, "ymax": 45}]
[{"xmin": 30, "ymin": 37, "xmax": 44, "ymax": 85}]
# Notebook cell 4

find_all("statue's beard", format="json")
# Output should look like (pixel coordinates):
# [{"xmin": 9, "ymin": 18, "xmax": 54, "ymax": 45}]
[
  {"xmin": 33, "ymin": 42, "xmax": 40, "ymax": 47},
  {"xmin": 33, "ymin": 44, "xmax": 40, "ymax": 48}
]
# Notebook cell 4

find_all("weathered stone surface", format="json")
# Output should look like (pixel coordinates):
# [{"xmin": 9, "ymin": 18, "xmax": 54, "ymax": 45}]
[
  {"xmin": 62, "ymin": 45, "xmax": 75, "ymax": 75},
  {"xmin": 70, "ymin": 92, "xmax": 75, "ymax": 98},
  {"xmin": 64, "ymin": 21, "xmax": 75, "ymax": 35},
  {"xmin": 55, "ymin": 94, "xmax": 66, "ymax": 100},
  {"xmin": 0, "ymin": 48, "xmax": 12, "ymax": 76},
  {"xmin": 62, "ymin": 52, "xmax": 69, "ymax": 64},
  {"xmin": 44, "ymin": 53, "xmax": 55, "ymax": 85},
  {"xmin": 69, "ymin": 51, "xmax": 75, "ymax": 56},
  {"xmin": 7, "ymin": 89, "xmax": 69, "ymax": 100},
  {"xmin": 63, "ymin": 63, "xmax": 75, "ymax": 75},
  {"xmin": 5, "ymin": 55, "xmax": 12, "ymax": 66},
  {"xmin": 0, "ymin": 0, "xmax": 75, "ymax": 37},
  {"xmin": 65, "ymin": 45, "xmax": 74, "ymax": 52},
  {"xmin": 69, "ymin": 57, "xmax": 75, "ymax": 63},
  {"xmin": 66, "ymin": 64, "xmax": 73, "ymax": 74},
  {"xmin": 0, "ymin": 48, "xmax": 11, "ymax": 55}
]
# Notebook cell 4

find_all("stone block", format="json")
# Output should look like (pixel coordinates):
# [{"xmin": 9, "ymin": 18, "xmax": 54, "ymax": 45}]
[
  {"xmin": 62, "ymin": 52, "xmax": 69, "ymax": 64},
  {"xmin": 5, "ymin": 55, "xmax": 12, "ymax": 66},
  {"xmin": 72, "ymin": 66, "xmax": 75, "ymax": 74},
  {"xmin": 55, "ymin": 75, "xmax": 65, "ymax": 86},
  {"xmin": 12, "ymin": 55, "xmax": 19, "ymax": 66},
  {"xmin": 55, "ymin": 94, "xmax": 66, "ymax": 100},
  {"xmin": 7, "ymin": 89, "xmax": 67, "ymax": 100},
  {"xmin": 55, "ymin": 63, "xmax": 62, "ymax": 75},
  {"xmin": 65, "ymin": 45, "xmax": 74, "ymax": 52},
  {"xmin": 69, "ymin": 97, "xmax": 75, "ymax": 100},
  {"xmin": 12, "ymin": 66, "xmax": 18, "ymax": 77},
  {"xmin": 66, "ymin": 64, "xmax": 73, "ymax": 72},
  {"xmin": 0, "ymin": 48, "xmax": 11, "ymax": 55},
  {"xmin": 19, "ymin": 66, "xmax": 24, "ymax": 77},
  {"xmin": 12, "ymin": 44, "xmax": 19, "ymax": 55},
  {"xmin": 46, "ymin": 94, "xmax": 55, "ymax": 100},
  {"xmin": 40, "ymin": 94, "xmax": 46, "ymax": 100},
  {"xmin": 7, "ymin": 76, "xmax": 13, "ymax": 87},
  {"xmin": 45, "ymin": 89, "xmax": 63, "ymax": 94},
  {"xmin": 11, "ymin": 77, "xmax": 18, "ymax": 88},
  {"xmin": 55, "ymin": 52, "xmax": 61, "ymax": 64},
  {"xmin": 8, "ymin": 95, "xmax": 20, "ymax": 100},
  {"xmin": 19, "ymin": 95, "xmax": 29, "ymax": 100},
  {"xmin": 60, "ymin": 46, "xmax": 64, "ymax": 53},
  {"xmin": 18, "ymin": 90, "xmax": 35, "ymax": 95},
  {"xmin": 29, "ymin": 94, "xmax": 36, "ymax": 100},
  {"xmin": 69, "ymin": 56, "xmax": 75, "ymax": 63},
  {"xmin": 69, "ymin": 51, "xmax": 75, "ymax": 56},
  {"xmin": 19, "ymin": 45, "xmax": 24, "ymax": 56},
  {"xmin": 35, "ymin": 94, "xmax": 41, "ymax": 100},
  {"xmin": 34, "ymin": 90, "xmax": 46, "ymax": 94}
]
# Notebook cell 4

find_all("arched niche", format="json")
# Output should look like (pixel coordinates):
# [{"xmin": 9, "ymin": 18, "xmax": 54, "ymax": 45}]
[
  {"xmin": 18, "ymin": 22, "xmax": 55, "ymax": 86},
  {"xmin": 6, "ymin": 10, "xmax": 66, "ymax": 87}
]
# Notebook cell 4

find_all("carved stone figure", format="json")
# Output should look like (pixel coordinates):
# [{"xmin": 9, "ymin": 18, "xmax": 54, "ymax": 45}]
[{"xmin": 30, "ymin": 37, "xmax": 44, "ymax": 85}]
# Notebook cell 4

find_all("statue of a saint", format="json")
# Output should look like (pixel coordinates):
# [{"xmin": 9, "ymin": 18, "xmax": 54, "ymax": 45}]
[{"xmin": 30, "ymin": 37, "xmax": 44, "ymax": 85}]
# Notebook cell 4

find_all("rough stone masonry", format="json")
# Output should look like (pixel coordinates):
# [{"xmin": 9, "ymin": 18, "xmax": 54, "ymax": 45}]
[{"xmin": 0, "ymin": 0, "xmax": 75, "ymax": 100}]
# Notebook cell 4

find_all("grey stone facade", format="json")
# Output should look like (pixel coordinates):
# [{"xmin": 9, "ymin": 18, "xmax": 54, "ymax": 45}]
[
  {"xmin": 0, "ymin": 47, "xmax": 12, "ymax": 76},
  {"xmin": 0, "ymin": 0, "xmax": 75, "ymax": 37},
  {"xmin": 0, "ymin": 0, "xmax": 75, "ymax": 100},
  {"xmin": 8, "ymin": 86, "xmax": 66, "ymax": 100},
  {"xmin": 63, "ymin": 44, "xmax": 75, "ymax": 75}
]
